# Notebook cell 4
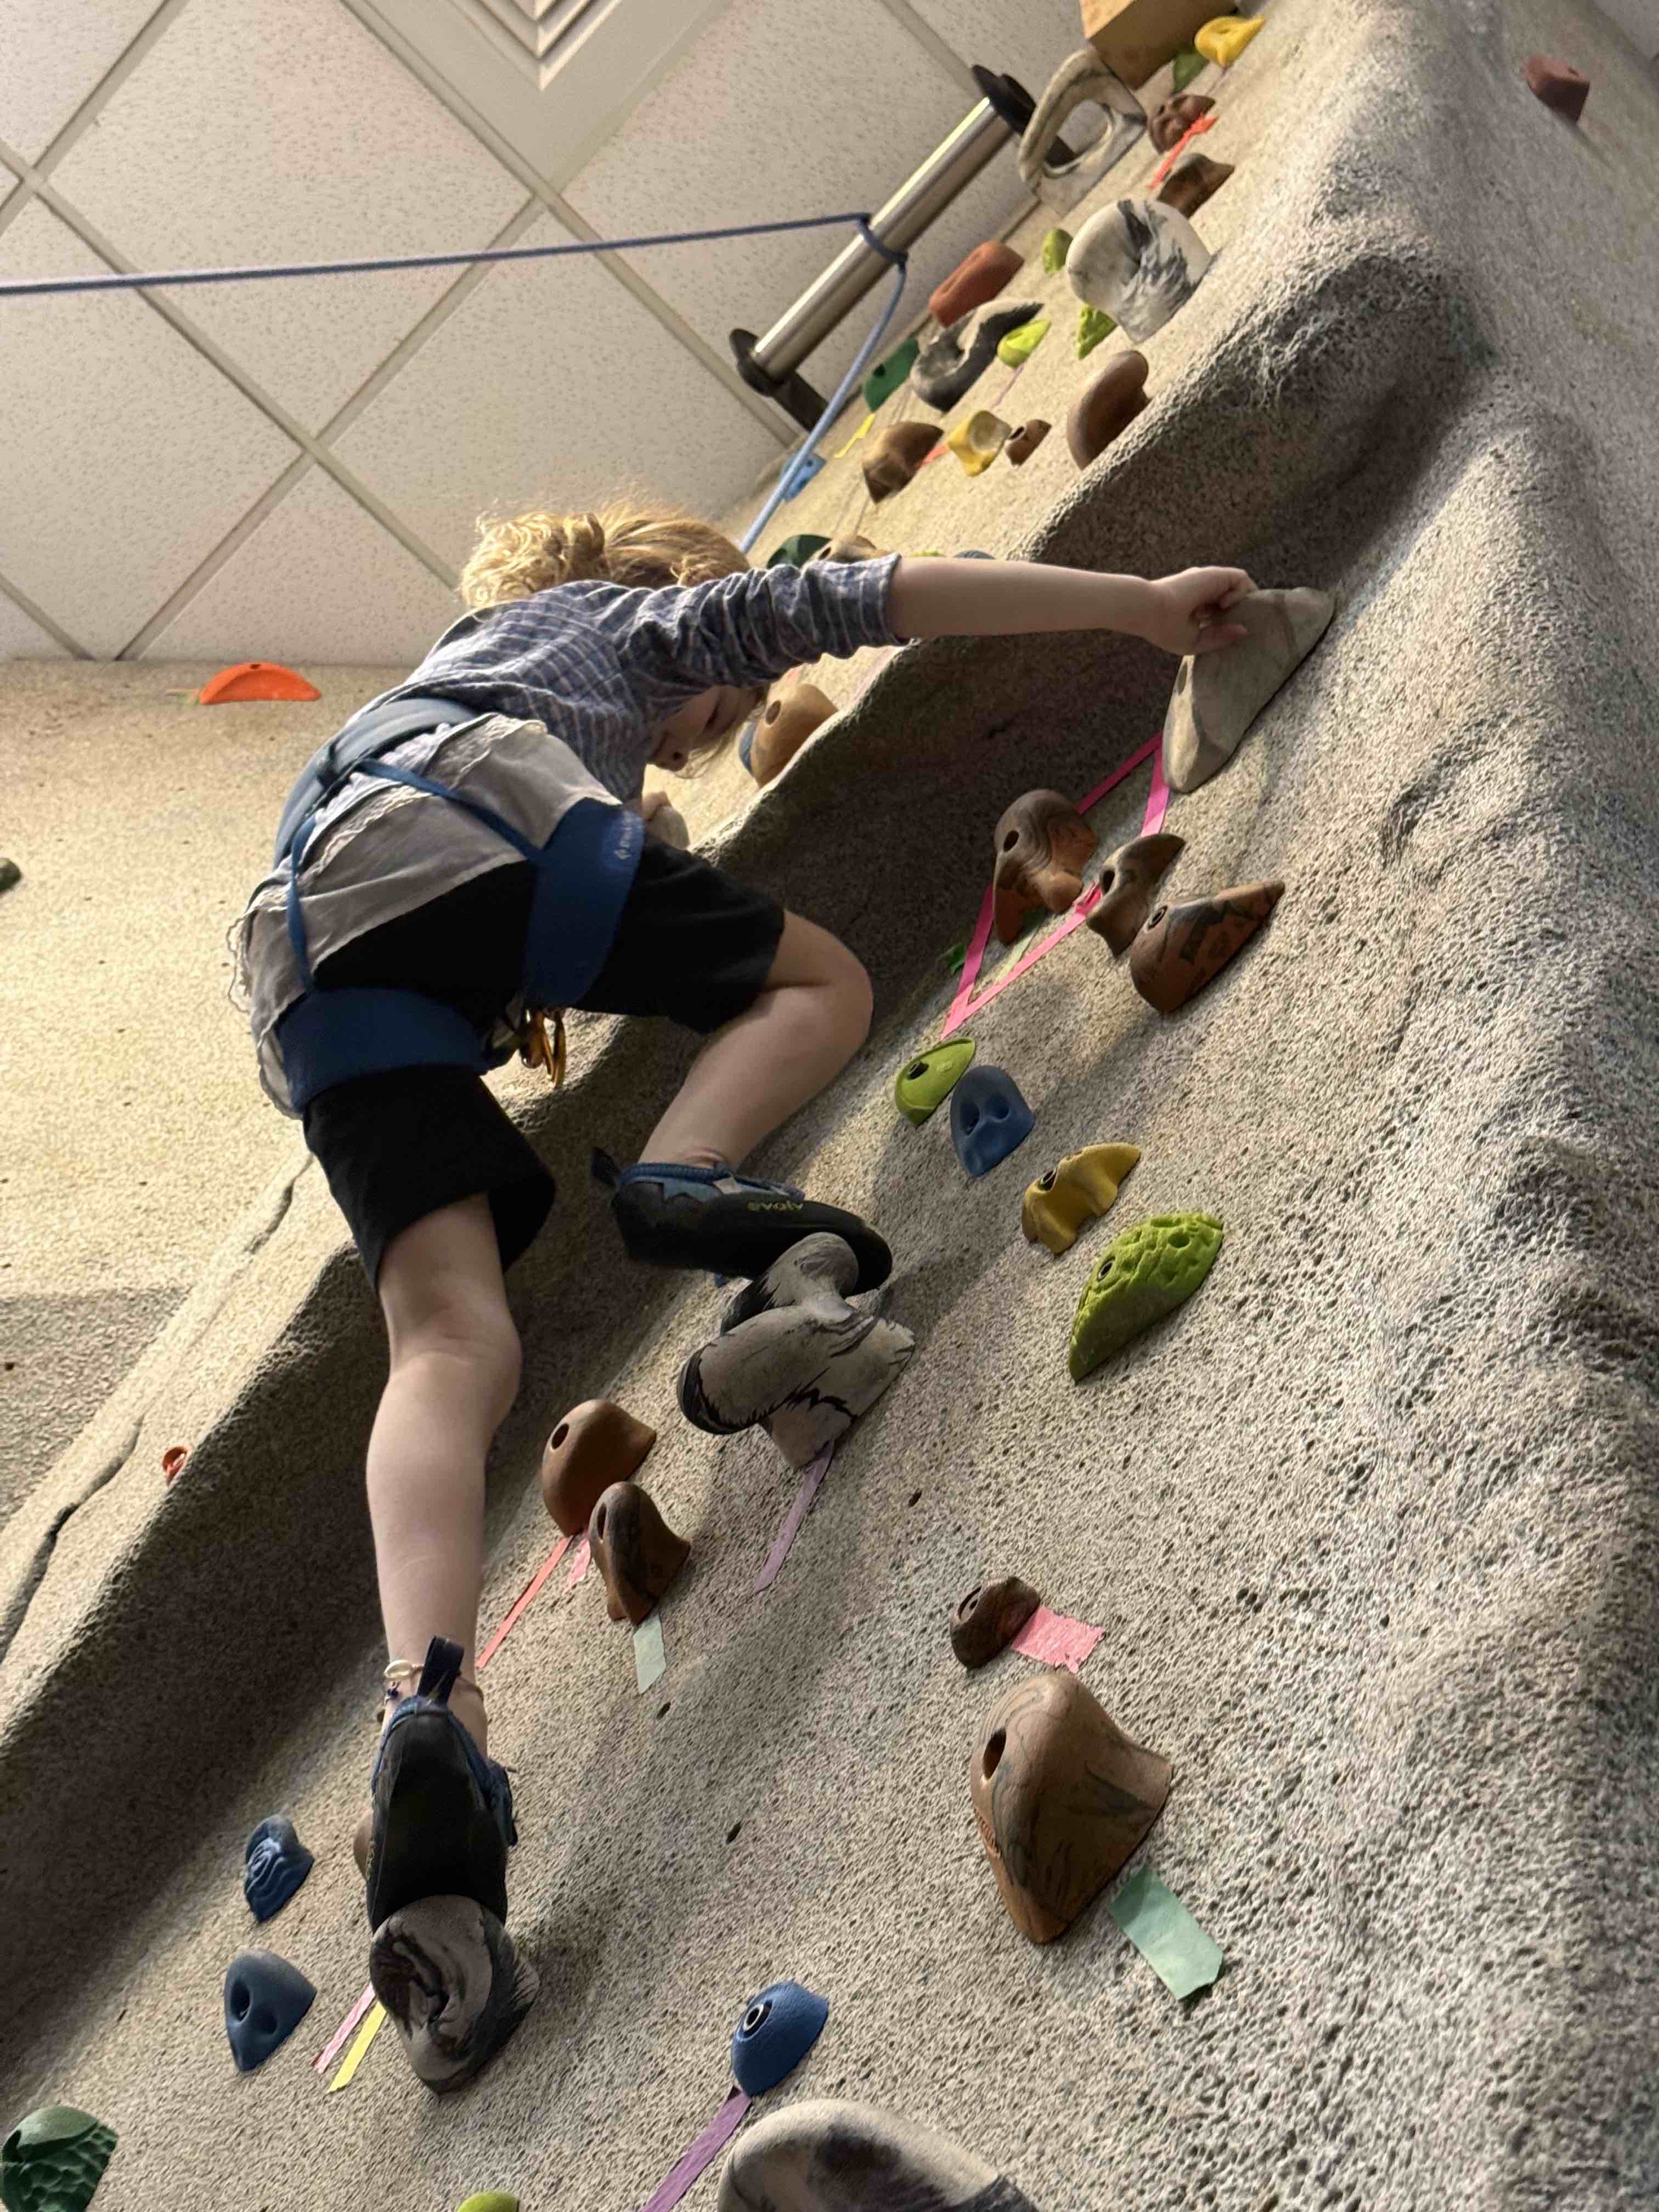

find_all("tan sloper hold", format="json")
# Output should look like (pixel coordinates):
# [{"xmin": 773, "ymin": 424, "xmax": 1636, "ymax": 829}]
[
  {"xmin": 950, "ymin": 1575, "xmax": 1042, "ymax": 1668},
  {"xmin": 861, "ymin": 420, "xmax": 940, "ymax": 502},
  {"xmin": 1005, "ymin": 419, "xmax": 1052, "ymax": 464},
  {"xmin": 971, "ymin": 1671, "xmax": 1170, "ymax": 1942},
  {"xmin": 1157, "ymin": 152, "xmax": 1234, "ymax": 218},
  {"xmin": 540, "ymin": 1400, "xmax": 656, "ymax": 1536},
  {"xmin": 1163, "ymin": 586, "xmax": 1336, "ymax": 792},
  {"xmin": 991, "ymin": 789, "xmax": 1098, "ymax": 945},
  {"xmin": 588, "ymin": 1480, "xmax": 690, "ymax": 1626},
  {"xmin": 752, "ymin": 685, "xmax": 836, "ymax": 786},
  {"xmin": 1086, "ymin": 829, "xmax": 1183, "ymax": 954},
  {"xmin": 1129, "ymin": 879, "xmax": 1284, "ymax": 1013},
  {"xmin": 1066, "ymin": 349, "xmax": 1150, "ymax": 467}
]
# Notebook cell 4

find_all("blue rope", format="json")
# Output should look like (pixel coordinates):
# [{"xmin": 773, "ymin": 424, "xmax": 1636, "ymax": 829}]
[{"xmin": 0, "ymin": 209, "xmax": 878, "ymax": 299}]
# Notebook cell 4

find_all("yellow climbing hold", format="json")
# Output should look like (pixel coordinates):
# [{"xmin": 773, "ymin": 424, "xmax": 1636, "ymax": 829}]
[
  {"xmin": 946, "ymin": 410, "xmax": 1012, "ymax": 477},
  {"xmin": 458, "ymin": 2196, "xmax": 520, "ymax": 2212},
  {"xmin": 1022, "ymin": 1143, "xmax": 1141, "ymax": 1256},
  {"xmin": 997, "ymin": 316, "xmax": 1051, "ymax": 366},
  {"xmin": 1195, "ymin": 14, "xmax": 1263, "ymax": 66}
]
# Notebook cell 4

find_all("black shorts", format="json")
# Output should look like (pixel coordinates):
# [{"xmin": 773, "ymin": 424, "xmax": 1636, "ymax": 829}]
[{"xmin": 301, "ymin": 840, "xmax": 786, "ymax": 1291}]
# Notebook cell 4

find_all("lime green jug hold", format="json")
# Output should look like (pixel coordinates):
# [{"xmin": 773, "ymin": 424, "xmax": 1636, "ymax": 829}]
[
  {"xmin": 457, "ymin": 2195, "xmax": 519, "ymax": 2212},
  {"xmin": 1076, "ymin": 303, "xmax": 1116, "ymax": 358},
  {"xmin": 1068, "ymin": 1213, "xmax": 1222, "ymax": 1380},
  {"xmin": 895, "ymin": 1039, "xmax": 976, "ymax": 1126},
  {"xmin": 1041, "ymin": 227, "xmax": 1073, "ymax": 273}
]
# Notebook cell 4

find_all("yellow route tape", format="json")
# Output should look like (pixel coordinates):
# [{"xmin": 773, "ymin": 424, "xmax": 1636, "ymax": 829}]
[{"xmin": 327, "ymin": 2002, "xmax": 386, "ymax": 2092}]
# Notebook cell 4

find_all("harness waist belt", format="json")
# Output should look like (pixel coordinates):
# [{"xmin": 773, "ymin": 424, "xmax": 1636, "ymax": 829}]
[{"xmin": 273, "ymin": 693, "xmax": 476, "ymax": 866}]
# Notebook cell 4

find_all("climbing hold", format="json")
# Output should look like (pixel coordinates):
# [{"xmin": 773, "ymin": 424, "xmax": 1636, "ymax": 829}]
[
  {"xmin": 716, "ymin": 2100, "xmax": 1035, "ymax": 2212},
  {"xmin": 456, "ymin": 2196, "xmax": 519, "ymax": 2212},
  {"xmin": 242, "ymin": 1814, "xmax": 314, "ymax": 1922},
  {"xmin": 645, "ymin": 797, "xmax": 691, "ymax": 850},
  {"xmin": 588, "ymin": 1481, "xmax": 690, "ymax": 1626},
  {"xmin": 750, "ymin": 684, "xmax": 836, "ymax": 786},
  {"xmin": 1129, "ymin": 882, "xmax": 1283, "ymax": 1014},
  {"xmin": 1068, "ymin": 1212, "xmax": 1223, "ymax": 1380},
  {"xmin": 371, "ymin": 1894, "xmax": 539, "ymax": 2095},
  {"xmin": 1149, "ymin": 91, "xmax": 1214, "ymax": 151},
  {"xmin": 1196, "ymin": 14, "xmax": 1263, "ymax": 66},
  {"xmin": 928, "ymin": 240, "xmax": 1023, "ymax": 329},
  {"xmin": 766, "ymin": 532, "xmax": 830, "ymax": 568},
  {"xmin": 1523, "ymin": 54, "xmax": 1589, "ymax": 122},
  {"xmin": 809, "ymin": 533, "xmax": 884, "ymax": 564},
  {"xmin": 161, "ymin": 1444, "xmax": 187, "ymax": 1482},
  {"xmin": 679, "ymin": 1235, "xmax": 913, "ymax": 1469},
  {"xmin": 996, "ymin": 316, "xmax": 1051, "ymax": 366},
  {"xmin": 1, "ymin": 2108, "xmax": 116, "ymax": 2212},
  {"xmin": 992, "ymin": 789, "xmax": 1098, "ymax": 945},
  {"xmin": 1065, "ymin": 349, "xmax": 1150, "ymax": 467},
  {"xmin": 1067, "ymin": 199, "xmax": 1210, "ymax": 342},
  {"xmin": 951, "ymin": 1576, "xmax": 1041, "ymax": 1669},
  {"xmin": 0, "ymin": 860, "xmax": 20, "ymax": 896},
  {"xmin": 1018, "ymin": 48, "xmax": 1146, "ymax": 212},
  {"xmin": 1005, "ymin": 419, "xmax": 1052, "ymax": 465},
  {"xmin": 540, "ymin": 1399, "xmax": 657, "ymax": 1537},
  {"xmin": 1021, "ymin": 1143, "xmax": 1141, "ymax": 1256},
  {"xmin": 198, "ymin": 659, "xmax": 320, "ymax": 704},
  {"xmin": 729, "ymin": 1980, "xmax": 830, "ymax": 2096},
  {"xmin": 1171, "ymin": 45, "xmax": 1207, "ymax": 91},
  {"xmin": 895, "ymin": 1037, "xmax": 975, "ymax": 1126},
  {"xmin": 946, "ymin": 409, "xmax": 1013, "ymax": 477},
  {"xmin": 223, "ymin": 1949, "xmax": 316, "ymax": 2072},
  {"xmin": 1086, "ymin": 830, "xmax": 1184, "ymax": 956},
  {"xmin": 1076, "ymin": 303, "xmax": 1116, "ymax": 359},
  {"xmin": 1156, "ymin": 152, "xmax": 1234, "ymax": 218},
  {"xmin": 912, "ymin": 302, "xmax": 1042, "ymax": 410},
  {"xmin": 1164, "ymin": 586, "xmax": 1335, "ymax": 792},
  {"xmin": 862, "ymin": 334, "xmax": 919, "ymax": 411},
  {"xmin": 861, "ymin": 420, "xmax": 940, "ymax": 501},
  {"xmin": 951, "ymin": 1066, "xmax": 1035, "ymax": 1179},
  {"xmin": 1041, "ymin": 226, "xmax": 1073, "ymax": 273},
  {"xmin": 971, "ymin": 1671, "xmax": 1170, "ymax": 1942}
]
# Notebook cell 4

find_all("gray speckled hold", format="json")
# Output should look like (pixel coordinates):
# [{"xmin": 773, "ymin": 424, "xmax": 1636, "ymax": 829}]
[
  {"xmin": 718, "ymin": 2098, "xmax": 1040, "ymax": 2212},
  {"xmin": 1066, "ymin": 200, "xmax": 1210, "ymax": 342},
  {"xmin": 1164, "ymin": 588, "xmax": 1336, "ymax": 792}
]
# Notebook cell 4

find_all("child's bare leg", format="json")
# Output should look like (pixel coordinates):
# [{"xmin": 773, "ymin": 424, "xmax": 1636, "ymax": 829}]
[
  {"xmin": 368, "ymin": 1193, "xmax": 522, "ymax": 1759},
  {"xmin": 644, "ymin": 911, "xmax": 872, "ymax": 1170}
]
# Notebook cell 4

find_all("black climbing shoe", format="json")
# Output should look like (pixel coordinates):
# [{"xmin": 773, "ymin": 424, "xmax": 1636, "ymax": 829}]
[
  {"xmin": 363, "ymin": 1636, "xmax": 517, "ymax": 1931},
  {"xmin": 593, "ymin": 1151, "xmax": 891, "ymax": 1291}
]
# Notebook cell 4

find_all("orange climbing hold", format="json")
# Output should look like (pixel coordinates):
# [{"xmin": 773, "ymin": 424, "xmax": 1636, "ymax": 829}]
[{"xmin": 199, "ymin": 660, "xmax": 320, "ymax": 704}]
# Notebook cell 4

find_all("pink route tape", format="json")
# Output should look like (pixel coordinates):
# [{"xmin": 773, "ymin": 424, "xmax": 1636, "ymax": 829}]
[
  {"xmin": 315, "ymin": 1525, "xmax": 574, "ymax": 2076},
  {"xmin": 640, "ymin": 2087, "xmax": 753, "ymax": 2212},
  {"xmin": 566, "ymin": 1533, "xmax": 591, "ymax": 1588},
  {"xmin": 1150, "ymin": 109, "xmax": 1218, "ymax": 187},
  {"xmin": 941, "ymin": 733, "xmax": 1164, "ymax": 1039},
  {"xmin": 754, "ymin": 1442, "xmax": 836, "ymax": 1592},
  {"xmin": 1011, "ymin": 1603, "xmax": 1104, "ymax": 1673}
]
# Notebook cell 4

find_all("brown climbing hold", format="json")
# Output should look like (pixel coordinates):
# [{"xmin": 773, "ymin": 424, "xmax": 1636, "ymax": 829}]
[
  {"xmin": 928, "ymin": 240, "xmax": 1023, "ymax": 329},
  {"xmin": 1129, "ymin": 879, "xmax": 1284, "ymax": 1014},
  {"xmin": 810, "ymin": 534, "xmax": 884, "ymax": 564},
  {"xmin": 970, "ymin": 1671, "xmax": 1170, "ymax": 1943},
  {"xmin": 951, "ymin": 1576, "xmax": 1041, "ymax": 1669},
  {"xmin": 1005, "ymin": 420, "xmax": 1052, "ymax": 465},
  {"xmin": 752, "ymin": 683, "xmax": 836, "ymax": 786},
  {"xmin": 991, "ymin": 790, "xmax": 1098, "ymax": 946},
  {"xmin": 1149, "ymin": 91, "xmax": 1213, "ymax": 151},
  {"xmin": 1065, "ymin": 349, "xmax": 1150, "ymax": 468},
  {"xmin": 1523, "ymin": 54, "xmax": 1589, "ymax": 122},
  {"xmin": 862, "ymin": 420, "xmax": 941, "ymax": 503},
  {"xmin": 1156, "ymin": 152, "xmax": 1234, "ymax": 217},
  {"xmin": 1086, "ymin": 830, "xmax": 1184, "ymax": 955},
  {"xmin": 588, "ymin": 1480, "xmax": 690, "ymax": 1626},
  {"xmin": 540, "ymin": 1400, "xmax": 657, "ymax": 1537}
]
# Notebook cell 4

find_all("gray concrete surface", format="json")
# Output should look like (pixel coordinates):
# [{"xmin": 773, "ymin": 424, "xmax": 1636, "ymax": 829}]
[{"xmin": 4, "ymin": 0, "xmax": 1659, "ymax": 2204}]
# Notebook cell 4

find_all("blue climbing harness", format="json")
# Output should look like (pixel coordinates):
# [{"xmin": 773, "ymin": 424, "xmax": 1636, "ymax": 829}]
[{"xmin": 272, "ymin": 694, "xmax": 644, "ymax": 1113}]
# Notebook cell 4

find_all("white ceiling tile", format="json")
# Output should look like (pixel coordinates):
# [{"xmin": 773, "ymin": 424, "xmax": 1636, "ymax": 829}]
[
  {"xmin": 332, "ymin": 210, "xmax": 784, "ymax": 569},
  {"xmin": 0, "ymin": 589, "xmax": 72, "ymax": 659},
  {"xmin": 52, "ymin": 0, "xmax": 529, "ymax": 429},
  {"xmin": 0, "ymin": 0, "xmax": 160, "ymax": 165},
  {"xmin": 899, "ymin": 0, "xmax": 1088, "ymax": 97},
  {"xmin": 562, "ymin": 0, "xmax": 1034, "ymax": 405},
  {"xmin": 0, "ymin": 202, "xmax": 296, "ymax": 656},
  {"xmin": 141, "ymin": 466, "xmax": 461, "ymax": 665}
]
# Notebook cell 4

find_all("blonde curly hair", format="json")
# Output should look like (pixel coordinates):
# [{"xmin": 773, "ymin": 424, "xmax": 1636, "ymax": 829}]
[{"xmin": 460, "ymin": 503, "xmax": 749, "ymax": 606}]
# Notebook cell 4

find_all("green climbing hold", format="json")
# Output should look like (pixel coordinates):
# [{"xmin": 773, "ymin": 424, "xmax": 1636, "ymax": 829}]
[
  {"xmin": 768, "ymin": 533, "xmax": 830, "ymax": 569},
  {"xmin": 862, "ymin": 336, "xmax": 919, "ymax": 413},
  {"xmin": 1068, "ymin": 1213, "xmax": 1223, "ymax": 1381},
  {"xmin": 997, "ymin": 316, "xmax": 1052, "ymax": 366},
  {"xmin": 1171, "ymin": 46, "xmax": 1206, "ymax": 91},
  {"xmin": 457, "ymin": 2196, "xmax": 520, "ymax": 2212},
  {"xmin": 1077, "ymin": 304, "xmax": 1117, "ymax": 359},
  {"xmin": 895, "ymin": 1038, "xmax": 976, "ymax": 1126},
  {"xmin": 1041, "ymin": 227, "xmax": 1073, "ymax": 274},
  {"xmin": 1, "ymin": 2107, "xmax": 117, "ymax": 2212}
]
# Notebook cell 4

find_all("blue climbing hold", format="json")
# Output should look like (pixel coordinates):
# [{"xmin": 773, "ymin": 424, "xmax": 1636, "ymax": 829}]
[
  {"xmin": 223, "ymin": 1950, "xmax": 315, "ymax": 2072},
  {"xmin": 950, "ymin": 1065, "xmax": 1035, "ymax": 1177},
  {"xmin": 242, "ymin": 1815, "xmax": 314, "ymax": 1922},
  {"xmin": 729, "ymin": 1979, "xmax": 830, "ymax": 2095}
]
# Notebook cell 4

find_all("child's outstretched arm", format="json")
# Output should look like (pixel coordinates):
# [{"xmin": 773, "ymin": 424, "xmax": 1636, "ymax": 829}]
[{"xmin": 888, "ymin": 557, "xmax": 1255, "ymax": 658}]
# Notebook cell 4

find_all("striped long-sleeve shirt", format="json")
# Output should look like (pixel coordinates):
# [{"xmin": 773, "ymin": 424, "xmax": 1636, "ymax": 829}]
[{"xmin": 232, "ymin": 554, "xmax": 902, "ymax": 1114}]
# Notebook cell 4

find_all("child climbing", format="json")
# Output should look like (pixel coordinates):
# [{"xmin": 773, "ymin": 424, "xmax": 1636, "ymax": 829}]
[{"xmin": 228, "ymin": 509, "xmax": 1251, "ymax": 2077}]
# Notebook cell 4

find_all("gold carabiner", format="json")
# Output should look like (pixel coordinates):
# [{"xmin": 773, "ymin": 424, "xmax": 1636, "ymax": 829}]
[{"xmin": 518, "ymin": 1006, "xmax": 567, "ymax": 1089}]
